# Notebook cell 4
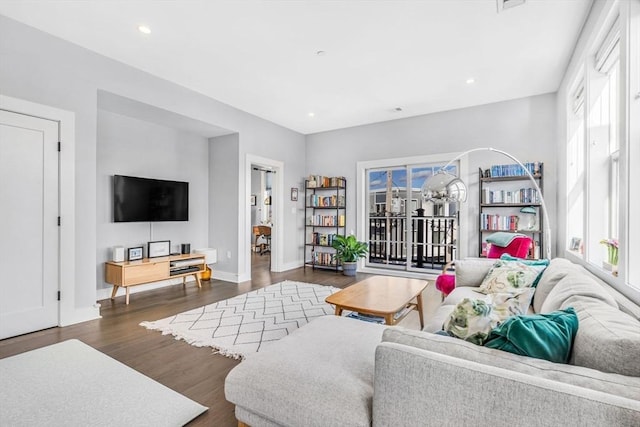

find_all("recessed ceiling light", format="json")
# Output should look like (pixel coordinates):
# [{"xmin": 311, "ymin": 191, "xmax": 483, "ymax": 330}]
[
  {"xmin": 308, "ymin": 112, "xmax": 315, "ymax": 118},
  {"xmin": 393, "ymin": 107, "xmax": 403, "ymax": 112},
  {"xmin": 316, "ymin": 51, "xmax": 326, "ymax": 56},
  {"xmin": 466, "ymin": 78, "xmax": 476, "ymax": 84},
  {"xmin": 138, "ymin": 25, "xmax": 151, "ymax": 35}
]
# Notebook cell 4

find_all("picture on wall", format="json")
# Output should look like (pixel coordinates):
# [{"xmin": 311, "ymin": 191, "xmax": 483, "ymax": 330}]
[
  {"xmin": 291, "ymin": 187, "xmax": 298, "ymax": 201},
  {"xmin": 250, "ymin": 195, "xmax": 257, "ymax": 206}
]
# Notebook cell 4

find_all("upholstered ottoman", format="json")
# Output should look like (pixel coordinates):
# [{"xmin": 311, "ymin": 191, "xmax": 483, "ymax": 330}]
[{"xmin": 225, "ymin": 315, "xmax": 385, "ymax": 427}]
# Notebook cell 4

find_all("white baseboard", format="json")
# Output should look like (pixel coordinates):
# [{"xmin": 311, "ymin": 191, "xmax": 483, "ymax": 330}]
[
  {"xmin": 59, "ymin": 305, "xmax": 101, "ymax": 327},
  {"xmin": 277, "ymin": 260, "xmax": 304, "ymax": 272},
  {"xmin": 96, "ymin": 278, "xmax": 186, "ymax": 301}
]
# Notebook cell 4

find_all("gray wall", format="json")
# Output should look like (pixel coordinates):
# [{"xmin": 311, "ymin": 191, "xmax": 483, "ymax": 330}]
[
  {"xmin": 0, "ymin": 15, "xmax": 304, "ymax": 314},
  {"xmin": 306, "ymin": 93, "xmax": 558, "ymax": 258},
  {"xmin": 96, "ymin": 110, "xmax": 210, "ymax": 292}
]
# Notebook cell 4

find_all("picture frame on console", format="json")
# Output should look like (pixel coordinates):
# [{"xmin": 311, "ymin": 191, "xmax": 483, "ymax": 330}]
[
  {"xmin": 148, "ymin": 240, "xmax": 170, "ymax": 258},
  {"xmin": 127, "ymin": 246, "xmax": 143, "ymax": 261}
]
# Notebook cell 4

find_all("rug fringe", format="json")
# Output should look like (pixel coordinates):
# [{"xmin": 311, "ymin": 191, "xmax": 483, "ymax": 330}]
[{"xmin": 140, "ymin": 321, "xmax": 245, "ymax": 360}]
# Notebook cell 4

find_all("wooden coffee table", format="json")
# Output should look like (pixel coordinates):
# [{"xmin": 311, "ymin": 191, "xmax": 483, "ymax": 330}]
[{"xmin": 325, "ymin": 276, "xmax": 428, "ymax": 328}]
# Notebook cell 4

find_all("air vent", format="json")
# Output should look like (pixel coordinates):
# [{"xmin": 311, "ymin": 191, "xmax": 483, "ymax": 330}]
[{"xmin": 497, "ymin": 0, "xmax": 526, "ymax": 13}]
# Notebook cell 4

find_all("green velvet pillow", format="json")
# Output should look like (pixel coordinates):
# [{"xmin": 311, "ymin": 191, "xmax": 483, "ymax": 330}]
[
  {"xmin": 484, "ymin": 307, "xmax": 579, "ymax": 363},
  {"xmin": 499, "ymin": 254, "xmax": 550, "ymax": 287}
]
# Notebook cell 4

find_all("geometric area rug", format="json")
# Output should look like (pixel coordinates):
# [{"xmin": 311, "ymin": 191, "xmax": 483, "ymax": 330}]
[
  {"xmin": 0, "ymin": 339, "xmax": 207, "ymax": 427},
  {"xmin": 140, "ymin": 281, "xmax": 342, "ymax": 360}
]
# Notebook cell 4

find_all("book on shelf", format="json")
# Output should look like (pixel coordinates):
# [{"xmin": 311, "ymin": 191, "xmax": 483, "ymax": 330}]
[
  {"xmin": 482, "ymin": 188, "xmax": 539, "ymax": 204},
  {"xmin": 488, "ymin": 162, "xmax": 542, "ymax": 178},
  {"xmin": 307, "ymin": 175, "xmax": 346, "ymax": 188}
]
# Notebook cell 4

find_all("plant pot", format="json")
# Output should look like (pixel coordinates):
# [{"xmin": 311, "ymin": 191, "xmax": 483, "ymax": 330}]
[{"xmin": 341, "ymin": 262, "xmax": 357, "ymax": 276}]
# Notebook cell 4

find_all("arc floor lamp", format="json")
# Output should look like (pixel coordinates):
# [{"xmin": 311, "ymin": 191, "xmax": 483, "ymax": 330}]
[{"xmin": 421, "ymin": 147, "xmax": 551, "ymax": 260}]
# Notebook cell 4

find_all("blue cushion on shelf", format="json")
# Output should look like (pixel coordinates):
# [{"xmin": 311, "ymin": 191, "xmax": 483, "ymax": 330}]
[{"xmin": 484, "ymin": 307, "xmax": 579, "ymax": 364}]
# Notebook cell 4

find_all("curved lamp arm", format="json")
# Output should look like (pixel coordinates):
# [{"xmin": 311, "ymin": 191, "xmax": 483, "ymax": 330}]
[{"xmin": 423, "ymin": 147, "xmax": 551, "ymax": 259}]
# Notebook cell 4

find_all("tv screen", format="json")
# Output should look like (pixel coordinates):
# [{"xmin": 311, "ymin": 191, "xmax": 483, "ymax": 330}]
[{"xmin": 113, "ymin": 175, "xmax": 189, "ymax": 222}]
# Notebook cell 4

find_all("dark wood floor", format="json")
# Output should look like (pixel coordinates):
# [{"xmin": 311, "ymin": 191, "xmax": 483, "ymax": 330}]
[{"xmin": 0, "ymin": 252, "xmax": 374, "ymax": 426}]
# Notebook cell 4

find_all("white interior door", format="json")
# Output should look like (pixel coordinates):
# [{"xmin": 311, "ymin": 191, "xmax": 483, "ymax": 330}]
[{"xmin": 0, "ymin": 110, "xmax": 59, "ymax": 339}]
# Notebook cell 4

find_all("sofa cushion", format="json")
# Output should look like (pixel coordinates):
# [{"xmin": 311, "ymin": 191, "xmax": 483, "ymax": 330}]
[
  {"xmin": 562, "ymin": 296, "xmax": 640, "ymax": 377},
  {"xmin": 454, "ymin": 258, "xmax": 495, "ymax": 287},
  {"xmin": 484, "ymin": 308, "xmax": 579, "ymax": 363},
  {"xmin": 442, "ymin": 287, "xmax": 485, "ymax": 306},
  {"xmin": 540, "ymin": 271, "xmax": 618, "ymax": 314},
  {"xmin": 382, "ymin": 328, "xmax": 640, "ymax": 401},
  {"xmin": 479, "ymin": 259, "xmax": 547, "ymax": 294},
  {"xmin": 225, "ymin": 315, "xmax": 385, "ymax": 427},
  {"xmin": 533, "ymin": 258, "xmax": 582, "ymax": 313}
]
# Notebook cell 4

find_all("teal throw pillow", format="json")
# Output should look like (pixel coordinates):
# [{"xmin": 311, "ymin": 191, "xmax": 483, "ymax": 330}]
[
  {"xmin": 499, "ymin": 254, "xmax": 550, "ymax": 287},
  {"xmin": 484, "ymin": 307, "xmax": 579, "ymax": 364}
]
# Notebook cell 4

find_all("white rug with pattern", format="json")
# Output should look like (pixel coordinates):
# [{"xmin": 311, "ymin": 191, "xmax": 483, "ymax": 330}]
[{"xmin": 140, "ymin": 281, "xmax": 340, "ymax": 359}]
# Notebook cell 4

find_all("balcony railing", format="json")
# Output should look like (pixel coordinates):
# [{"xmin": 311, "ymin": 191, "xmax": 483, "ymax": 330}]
[{"xmin": 368, "ymin": 215, "xmax": 457, "ymax": 270}]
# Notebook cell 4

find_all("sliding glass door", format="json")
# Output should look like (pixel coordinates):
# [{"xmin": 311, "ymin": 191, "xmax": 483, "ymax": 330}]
[{"xmin": 365, "ymin": 162, "xmax": 458, "ymax": 273}]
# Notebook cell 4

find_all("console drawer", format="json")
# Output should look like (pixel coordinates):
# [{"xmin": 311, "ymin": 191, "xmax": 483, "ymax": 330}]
[{"xmin": 123, "ymin": 261, "xmax": 168, "ymax": 285}]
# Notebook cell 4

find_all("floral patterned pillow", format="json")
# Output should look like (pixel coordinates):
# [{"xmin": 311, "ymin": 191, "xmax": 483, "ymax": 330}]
[
  {"xmin": 443, "ymin": 289, "xmax": 534, "ymax": 345},
  {"xmin": 479, "ymin": 260, "xmax": 547, "ymax": 294}
]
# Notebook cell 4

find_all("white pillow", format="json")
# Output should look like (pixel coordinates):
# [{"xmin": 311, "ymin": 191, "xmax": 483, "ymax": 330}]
[{"xmin": 479, "ymin": 260, "xmax": 546, "ymax": 294}]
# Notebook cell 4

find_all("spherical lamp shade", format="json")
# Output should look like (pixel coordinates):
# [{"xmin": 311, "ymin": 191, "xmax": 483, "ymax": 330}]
[{"xmin": 421, "ymin": 170, "xmax": 468, "ymax": 203}]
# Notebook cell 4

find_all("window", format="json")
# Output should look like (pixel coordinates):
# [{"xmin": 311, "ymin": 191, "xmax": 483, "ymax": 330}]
[
  {"xmin": 566, "ymin": 78, "xmax": 585, "ymax": 255},
  {"xmin": 564, "ymin": 7, "xmax": 640, "ymax": 293}
]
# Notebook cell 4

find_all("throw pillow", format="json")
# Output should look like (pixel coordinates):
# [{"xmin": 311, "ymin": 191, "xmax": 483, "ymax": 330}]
[
  {"xmin": 444, "ymin": 290, "xmax": 534, "ymax": 346},
  {"xmin": 484, "ymin": 307, "xmax": 579, "ymax": 364},
  {"xmin": 499, "ymin": 254, "xmax": 549, "ymax": 287},
  {"xmin": 479, "ymin": 259, "xmax": 547, "ymax": 294}
]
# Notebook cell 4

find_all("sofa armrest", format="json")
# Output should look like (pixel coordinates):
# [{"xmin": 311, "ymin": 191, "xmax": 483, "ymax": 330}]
[{"xmin": 372, "ymin": 342, "xmax": 640, "ymax": 427}]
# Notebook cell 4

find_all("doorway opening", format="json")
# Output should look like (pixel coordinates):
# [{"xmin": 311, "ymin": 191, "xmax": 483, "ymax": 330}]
[{"xmin": 245, "ymin": 155, "xmax": 283, "ymax": 279}]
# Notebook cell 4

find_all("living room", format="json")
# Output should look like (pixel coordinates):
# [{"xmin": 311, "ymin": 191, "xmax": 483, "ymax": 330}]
[{"xmin": 1, "ymin": 0, "xmax": 639, "ymax": 425}]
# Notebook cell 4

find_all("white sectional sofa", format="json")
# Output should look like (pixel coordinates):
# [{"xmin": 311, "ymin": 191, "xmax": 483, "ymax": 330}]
[{"xmin": 225, "ymin": 258, "xmax": 640, "ymax": 426}]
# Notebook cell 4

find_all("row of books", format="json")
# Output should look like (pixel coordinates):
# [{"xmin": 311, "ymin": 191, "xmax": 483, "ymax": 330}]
[
  {"xmin": 488, "ymin": 162, "xmax": 542, "ymax": 178},
  {"xmin": 307, "ymin": 175, "xmax": 346, "ymax": 188},
  {"xmin": 480, "ymin": 214, "xmax": 520, "ymax": 231},
  {"xmin": 308, "ymin": 214, "xmax": 346, "ymax": 227},
  {"xmin": 482, "ymin": 188, "xmax": 540, "ymax": 204},
  {"xmin": 309, "ymin": 232, "xmax": 339, "ymax": 246},
  {"xmin": 309, "ymin": 251, "xmax": 338, "ymax": 266},
  {"xmin": 307, "ymin": 194, "xmax": 345, "ymax": 208}
]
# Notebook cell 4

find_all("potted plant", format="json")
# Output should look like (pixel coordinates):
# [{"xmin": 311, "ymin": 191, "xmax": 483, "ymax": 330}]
[{"xmin": 332, "ymin": 235, "xmax": 368, "ymax": 276}]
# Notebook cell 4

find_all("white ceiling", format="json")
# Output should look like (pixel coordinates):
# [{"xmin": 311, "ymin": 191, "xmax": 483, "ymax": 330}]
[{"xmin": 0, "ymin": 0, "xmax": 592, "ymax": 135}]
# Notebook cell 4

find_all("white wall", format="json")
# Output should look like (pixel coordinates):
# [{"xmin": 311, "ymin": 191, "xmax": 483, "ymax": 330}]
[
  {"xmin": 306, "ymin": 93, "xmax": 558, "ymax": 258},
  {"xmin": 96, "ymin": 110, "xmax": 210, "ymax": 293},
  {"xmin": 0, "ymin": 15, "xmax": 304, "ymax": 317}
]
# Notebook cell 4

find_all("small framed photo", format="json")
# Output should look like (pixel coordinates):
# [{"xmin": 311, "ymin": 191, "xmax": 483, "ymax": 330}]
[
  {"xmin": 250, "ymin": 194, "xmax": 257, "ymax": 206},
  {"xmin": 570, "ymin": 237, "xmax": 582, "ymax": 251},
  {"xmin": 264, "ymin": 196, "xmax": 271, "ymax": 205},
  {"xmin": 148, "ymin": 240, "xmax": 170, "ymax": 258},
  {"xmin": 127, "ymin": 246, "xmax": 143, "ymax": 261},
  {"xmin": 291, "ymin": 187, "xmax": 298, "ymax": 201}
]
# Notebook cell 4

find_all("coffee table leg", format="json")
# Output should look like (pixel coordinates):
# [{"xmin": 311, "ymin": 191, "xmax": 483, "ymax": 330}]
[
  {"xmin": 416, "ymin": 293, "xmax": 425, "ymax": 329},
  {"xmin": 385, "ymin": 314, "xmax": 394, "ymax": 325},
  {"xmin": 334, "ymin": 306, "xmax": 343, "ymax": 316}
]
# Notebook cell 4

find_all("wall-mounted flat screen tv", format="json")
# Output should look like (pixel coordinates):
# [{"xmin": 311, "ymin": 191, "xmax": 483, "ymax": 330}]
[{"xmin": 113, "ymin": 175, "xmax": 189, "ymax": 222}]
